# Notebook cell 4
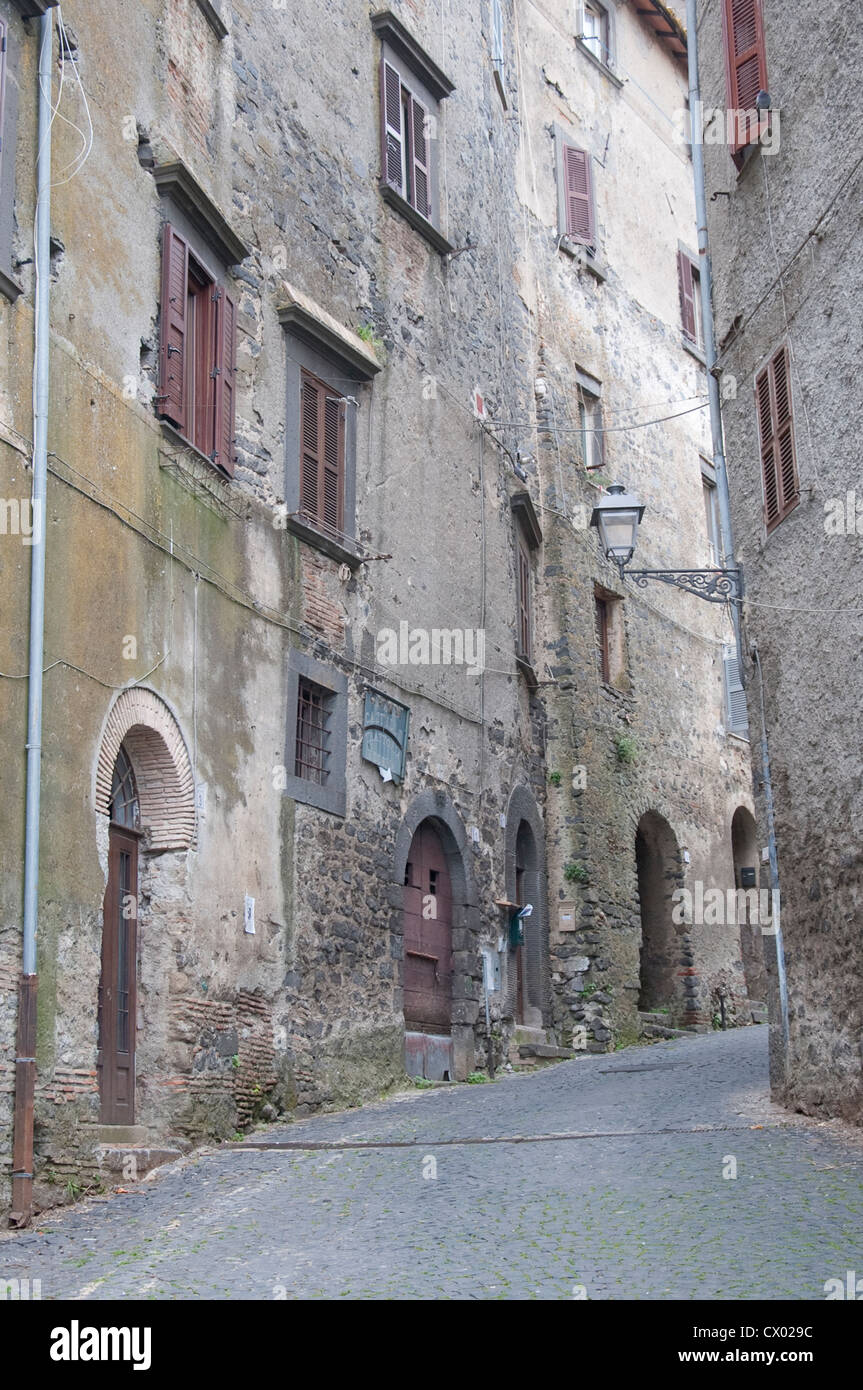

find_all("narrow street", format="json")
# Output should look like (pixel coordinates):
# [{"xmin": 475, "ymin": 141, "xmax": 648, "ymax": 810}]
[{"xmin": 4, "ymin": 1028, "xmax": 862, "ymax": 1301}]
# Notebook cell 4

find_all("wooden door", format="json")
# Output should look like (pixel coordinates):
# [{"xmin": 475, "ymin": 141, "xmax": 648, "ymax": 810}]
[
  {"xmin": 97, "ymin": 826, "xmax": 139, "ymax": 1123},
  {"xmin": 403, "ymin": 823, "xmax": 452, "ymax": 1034}
]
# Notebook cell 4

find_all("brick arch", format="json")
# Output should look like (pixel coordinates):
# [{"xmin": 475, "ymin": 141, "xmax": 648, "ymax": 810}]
[{"xmin": 95, "ymin": 688, "xmax": 195, "ymax": 850}]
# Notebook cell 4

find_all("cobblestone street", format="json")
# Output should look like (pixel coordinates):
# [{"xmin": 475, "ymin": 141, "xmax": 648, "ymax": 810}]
[{"xmin": 3, "ymin": 1028, "xmax": 862, "ymax": 1301}]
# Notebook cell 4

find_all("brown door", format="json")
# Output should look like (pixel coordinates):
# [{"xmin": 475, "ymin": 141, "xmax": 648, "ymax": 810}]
[
  {"xmin": 403, "ymin": 823, "xmax": 452, "ymax": 1034},
  {"xmin": 97, "ymin": 826, "xmax": 139, "ymax": 1123}
]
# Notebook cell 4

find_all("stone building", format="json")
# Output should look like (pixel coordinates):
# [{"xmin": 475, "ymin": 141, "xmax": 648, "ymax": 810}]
[
  {"xmin": 1, "ymin": 0, "xmax": 753, "ymax": 1219},
  {"xmin": 696, "ymin": 0, "xmax": 863, "ymax": 1122}
]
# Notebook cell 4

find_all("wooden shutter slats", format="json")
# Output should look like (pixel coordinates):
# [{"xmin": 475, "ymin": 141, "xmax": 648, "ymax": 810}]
[
  {"xmin": 677, "ymin": 251, "xmax": 697, "ymax": 342},
  {"xmin": 411, "ymin": 96, "xmax": 430, "ymax": 218},
  {"xmin": 756, "ymin": 346, "xmax": 798, "ymax": 532},
  {"xmin": 214, "ymin": 288, "xmax": 236, "ymax": 476},
  {"xmin": 159, "ymin": 224, "xmax": 189, "ymax": 435},
  {"xmin": 300, "ymin": 370, "xmax": 345, "ymax": 533},
  {"xmin": 723, "ymin": 0, "xmax": 768, "ymax": 155},
  {"xmin": 381, "ymin": 59, "xmax": 404, "ymax": 193},
  {"xmin": 563, "ymin": 144, "xmax": 595, "ymax": 246},
  {"xmin": 517, "ymin": 541, "xmax": 531, "ymax": 658}
]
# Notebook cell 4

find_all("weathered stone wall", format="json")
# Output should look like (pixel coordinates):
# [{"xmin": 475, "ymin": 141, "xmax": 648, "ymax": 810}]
[
  {"xmin": 1, "ymin": 0, "xmax": 754, "ymax": 1216},
  {"xmin": 698, "ymin": 0, "xmax": 863, "ymax": 1121}
]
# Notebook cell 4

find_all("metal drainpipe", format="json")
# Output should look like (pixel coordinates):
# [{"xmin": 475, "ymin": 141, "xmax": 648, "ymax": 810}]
[
  {"xmin": 685, "ymin": 0, "xmax": 741, "ymax": 654},
  {"xmin": 11, "ymin": 9, "xmax": 53, "ymax": 1228}
]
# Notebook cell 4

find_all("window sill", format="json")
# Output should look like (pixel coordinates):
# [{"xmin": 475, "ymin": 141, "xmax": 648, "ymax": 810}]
[
  {"xmin": 515, "ymin": 654, "xmax": 539, "ymax": 689},
  {"xmin": 285, "ymin": 511, "xmax": 365, "ymax": 570},
  {"xmin": 575, "ymin": 39, "xmax": 623, "ymax": 89},
  {"xmin": 682, "ymin": 336, "xmax": 707, "ymax": 366},
  {"xmin": 380, "ymin": 183, "xmax": 454, "ymax": 256},
  {"xmin": 0, "ymin": 268, "xmax": 23, "ymax": 304},
  {"xmin": 559, "ymin": 238, "xmax": 607, "ymax": 281},
  {"xmin": 159, "ymin": 418, "xmax": 233, "ymax": 481}
]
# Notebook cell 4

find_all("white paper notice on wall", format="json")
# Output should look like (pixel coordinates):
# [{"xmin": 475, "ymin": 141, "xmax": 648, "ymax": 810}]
[{"xmin": 244, "ymin": 894, "xmax": 255, "ymax": 935}]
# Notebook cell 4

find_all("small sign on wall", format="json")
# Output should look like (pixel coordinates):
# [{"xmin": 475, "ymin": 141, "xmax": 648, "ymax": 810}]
[
  {"xmin": 558, "ymin": 902, "xmax": 576, "ymax": 932},
  {"xmin": 244, "ymin": 894, "xmax": 255, "ymax": 935}
]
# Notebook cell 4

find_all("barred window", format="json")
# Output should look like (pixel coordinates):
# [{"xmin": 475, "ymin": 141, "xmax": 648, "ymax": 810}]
[{"xmin": 295, "ymin": 678, "xmax": 332, "ymax": 785}]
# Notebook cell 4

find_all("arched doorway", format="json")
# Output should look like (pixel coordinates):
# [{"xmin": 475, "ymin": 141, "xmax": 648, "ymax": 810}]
[
  {"xmin": 636, "ymin": 810, "xmax": 683, "ymax": 1015},
  {"xmin": 98, "ymin": 745, "xmax": 141, "ymax": 1123},
  {"xmin": 514, "ymin": 819, "xmax": 543, "ymax": 1027},
  {"xmin": 403, "ymin": 821, "xmax": 454, "ymax": 1080},
  {"xmin": 732, "ymin": 805, "xmax": 766, "ymax": 1003}
]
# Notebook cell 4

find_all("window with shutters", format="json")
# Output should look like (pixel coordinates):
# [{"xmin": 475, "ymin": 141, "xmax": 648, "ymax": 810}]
[
  {"xmin": 157, "ymin": 221, "xmax": 238, "ymax": 477},
  {"xmin": 510, "ymin": 490, "xmax": 542, "ymax": 683},
  {"xmin": 755, "ymin": 345, "xmax": 798, "ymax": 533},
  {"xmin": 279, "ymin": 303, "xmax": 379, "ymax": 568},
  {"xmin": 594, "ymin": 585, "xmax": 627, "ymax": 688},
  {"xmin": 372, "ymin": 11, "xmax": 454, "ymax": 255},
  {"xmin": 0, "ymin": 6, "xmax": 21, "ymax": 302},
  {"xmin": 555, "ymin": 127, "xmax": 604, "ymax": 274},
  {"xmin": 723, "ymin": 644, "xmax": 749, "ymax": 737},
  {"xmin": 702, "ymin": 471, "xmax": 721, "ymax": 566},
  {"xmin": 284, "ymin": 649, "xmax": 348, "ymax": 816},
  {"xmin": 677, "ymin": 247, "xmax": 704, "ymax": 354},
  {"xmin": 722, "ymin": 0, "xmax": 769, "ymax": 163}
]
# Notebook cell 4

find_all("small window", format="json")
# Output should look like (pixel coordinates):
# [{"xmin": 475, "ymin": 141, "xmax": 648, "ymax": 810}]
[
  {"xmin": 755, "ymin": 344, "xmax": 798, "ymax": 533},
  {"xmin": 677, "ymin": 248, "xmax": 704, "ymax": 352},
  {"xmin": 703, "ymin": 475, "xmax": 720, "ymax": 566},
  {"xmin": 594, "ymin": 585, "xmax": 627, "ymax": 688},
  {"xmin": 295, "ymin": 677, "xmax": 332, "ymax": 785},
  {"xmin": 580, "ymin": 1, "xmax": 610, "ymax": 65},
  {"xmin": 578, "ymin": 384, "xmax": 605, "ymax": 474},
  {"xmin": 109, "ymin": 745, "xmax": 140, "ymax": 829},
  {"xmin": 158, "ymin": 223, "xmax": 237, "ymax": 476},
  {"xmin": 284, "ymin": 650, "xmax": 347, "ymax": 816}
]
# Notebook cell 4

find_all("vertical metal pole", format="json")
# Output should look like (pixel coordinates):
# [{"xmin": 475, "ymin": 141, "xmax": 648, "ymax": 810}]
[{"xmin": 12, "ymin": 8, "xmax": 53, "ymax": 1226}]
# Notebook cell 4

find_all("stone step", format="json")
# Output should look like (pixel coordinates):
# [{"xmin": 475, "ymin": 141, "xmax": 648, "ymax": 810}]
[
  {"xmin": 640, "ymin": 1021, "xmax": 693, "ymax": 1040},
  {"xmin": 92, "ymin": 1124, "xmax": 148, "ymax": 1145},
  {"xmin": 94, "ymin": 1144, "xmax": 183, "ymax": 1178},
  {"xmin": 518, "ymin": 1043, "xmax": 575, "ymax": 1060},
  {"xmin": 638, "ymin": 1011, "xmax": 676, "ymax": 1027}
]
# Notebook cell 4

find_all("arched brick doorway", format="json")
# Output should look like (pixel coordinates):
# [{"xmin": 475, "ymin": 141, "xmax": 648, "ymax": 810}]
[
  {"xmin": 732, "ymin": 805, "xmax": 766, "ymax": 1003},
  {"xmin": 636, "ymin": 810, "xmax": 685, "ymax": 1018},
  {"xmin": 95, "ymin": 689, "xmax": 195, "ymax": 1124}
]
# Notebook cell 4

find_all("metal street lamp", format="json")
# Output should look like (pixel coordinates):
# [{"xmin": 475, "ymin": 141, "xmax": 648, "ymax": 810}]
[{"xmin": 590, "ymin": 482, "xmax": 742, "ymax": 605}]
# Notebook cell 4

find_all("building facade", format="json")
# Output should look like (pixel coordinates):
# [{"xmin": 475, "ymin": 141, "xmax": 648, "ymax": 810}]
[
  {"xmin": 697, "ymin": 0, "xmax": 863, "ymax": 1122},
  {"xmin": 1, "ymin": 0, "xmax": 754, "ymax": 1219}
]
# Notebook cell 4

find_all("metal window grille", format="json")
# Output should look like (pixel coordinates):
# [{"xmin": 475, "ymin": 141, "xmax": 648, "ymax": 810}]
[{"xmin": 295, "ymin": 678, "xmax": 331, "ymax": 784}]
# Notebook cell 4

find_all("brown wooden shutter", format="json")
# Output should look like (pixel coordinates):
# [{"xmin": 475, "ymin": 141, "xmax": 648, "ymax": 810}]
[
  {"xmin": 322, "ymin": 390, "xmax": 345, "ymax": 534},
  {"xmin": 158, "ymin": 224, "xmax": 189, "ymax": 435},
  {"xmin": 300, "ymin": 373, "xmax": 322, "ymax": 520},
  {"xmin": 517, "ymin": 539, "xmax": 531, "ymax": 658},
  {"xmin": 677, "ymin": 251, "xmax": 697, "ymax": 342},
  {"xmin": 723, "ymin": 0, "xmax": 768, "ymax": 155},
  {"xmin": 755, "ymin": 345, "xmax": 798, "ymax": 532},
  {"xmin": 380, "ymin": 58, "xmax": 404, "ymax": 193},
  {"xmin": 563, "ymin": 144, "xmax": 595, "ymax": 246},
  {"xmin": 411, "ymin": 95, "xmax": 430, "ymax": 217},
  {"xmin": 213, "ymin": 286, "xmax": 237, "ymax": 476}
]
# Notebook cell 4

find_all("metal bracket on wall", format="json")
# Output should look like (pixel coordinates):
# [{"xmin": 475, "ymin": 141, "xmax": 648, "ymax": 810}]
[{"xmin": 623, "ymin": 567, "xmax": 743, "ymax": 605}]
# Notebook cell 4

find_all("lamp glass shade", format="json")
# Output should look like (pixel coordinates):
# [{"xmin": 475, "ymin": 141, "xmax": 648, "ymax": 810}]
[{"xmin": 590, "ymin": 483, "xmax": 646, "ymax": 566}]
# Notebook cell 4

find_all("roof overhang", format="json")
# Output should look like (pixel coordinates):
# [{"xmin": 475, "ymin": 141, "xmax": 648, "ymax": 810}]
[{"xmin": 630, "ymin": 0, "xmax": 688, "ymax": 65}]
